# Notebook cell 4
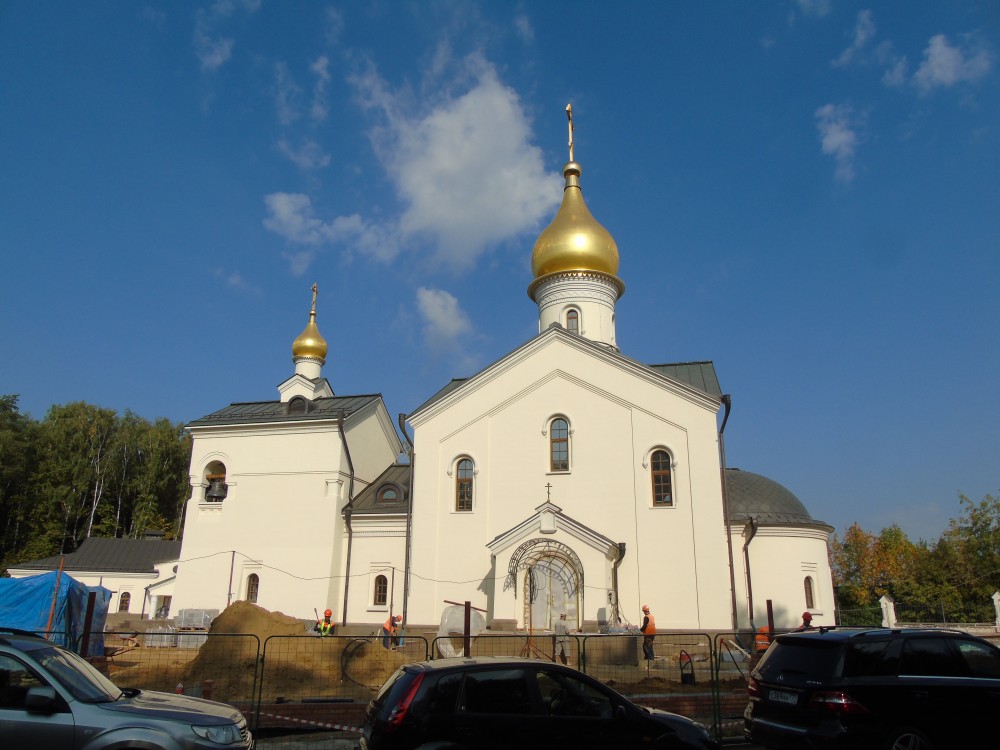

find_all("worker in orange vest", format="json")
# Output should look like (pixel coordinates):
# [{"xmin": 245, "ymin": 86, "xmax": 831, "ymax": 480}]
[
  {"xmin": 382, "ymin": 614, "xmax": 402, "ymax": 650},
  {"xmin": 640, "ymin": 605, "xmax": 656, "ymax": 660},
  {"xmin": 754, "ymin": 625, "xmax": 772, "ymax": 653},
  {"xmin": 314, "ymin": 608, "xmax": 335, "ymax": 636}
]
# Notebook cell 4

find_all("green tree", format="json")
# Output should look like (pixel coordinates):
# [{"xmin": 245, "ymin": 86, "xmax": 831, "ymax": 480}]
[{"xmin": 0, "ymin": 395, "xmax": 37, "ymax": 569}]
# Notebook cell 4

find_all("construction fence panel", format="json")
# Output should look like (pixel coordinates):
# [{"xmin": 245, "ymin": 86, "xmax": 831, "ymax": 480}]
[
  {"xmin": 712, "ymin": 632, "xmax": 755, "ymax": 742},
  {"xmin": 99, "ymin": 631, "xmax": 261, "ymax": 705},
  {"xmin": 254, "ymin": 634, "xmax": 429, "ymax": 735}
]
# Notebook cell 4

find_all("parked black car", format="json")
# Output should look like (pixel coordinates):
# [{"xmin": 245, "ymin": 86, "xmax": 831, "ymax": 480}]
[
  {"xmin": 361, "ymin": 656, "xmax": 718, "ymax": 750},
  {"xmin": 0, "ymin": 628, "xmax": 253, "ymax": 749},
  {"xmin": 745, "ymin": 627, "xmax": 1000, "ymax": 749}
]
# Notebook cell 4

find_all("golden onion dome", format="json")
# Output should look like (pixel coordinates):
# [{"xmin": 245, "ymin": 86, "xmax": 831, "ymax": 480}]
[
  {"xmin": 292, "ymin": 284, "xmax": 328, "ymax": 362},
  {"xmin": 530, "ymin": 161, "xmax": 621, "ymax": 281}
]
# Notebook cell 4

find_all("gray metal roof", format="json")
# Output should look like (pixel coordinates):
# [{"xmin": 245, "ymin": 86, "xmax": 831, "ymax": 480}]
[
  {"xmin": 647, "ymin": 362, "xmax": 721, "ymax": 398},
  {"xmin": 13, "ymin": 538, "xmax": 181, "ymax": 574},
  {"xmin": 188, "ymin": 394, "xmax": 382, "ymax": 427},
  {"xmin": 348, "ymin": 464, "xmax": 410, "ymax": 515},
  {"xmin": 725, "ymin": 468, "xmax": 832, "ymax": 530}
]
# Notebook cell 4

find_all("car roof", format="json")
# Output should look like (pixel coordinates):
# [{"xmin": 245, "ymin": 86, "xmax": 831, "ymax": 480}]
[
  {"xmin": 776, "ymin": 627, "xmax": 980, "ymax": 643},
  {"xmin": 0, "ymin": 628, "xmax": 56, "ymax": 651},
  {"xmin": 405, "ymin": 656, "xmax": 575, "ymax": 672}
]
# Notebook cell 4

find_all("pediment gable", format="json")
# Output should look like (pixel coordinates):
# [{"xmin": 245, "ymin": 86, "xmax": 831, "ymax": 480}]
[
  {"xmin": 409, "ymin": 327, "xmax": 720, "ymax": 429},
  {"xmin": 486, "ymin": 501, "xmax": 618, "ymax": 558}
]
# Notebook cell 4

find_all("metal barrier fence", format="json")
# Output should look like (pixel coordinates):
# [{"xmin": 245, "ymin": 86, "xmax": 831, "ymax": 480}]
[
  {"xmin": 91, "ymin": 630, "xmax": 755, "ymax": 744},
  {"xmin": 101, "ymin": 630, "xmax": 260, "ymax": 702}
]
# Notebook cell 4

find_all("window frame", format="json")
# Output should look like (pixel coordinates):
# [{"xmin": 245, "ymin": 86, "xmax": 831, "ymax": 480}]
[
  {"xmin": 549, "ymin": 417, "xmax": 570, "ymax": 473},
  {"xmin": 246, "ymin": 573, "xmax": 259, "ymax": 604},
  {"xmin": 455, "ymin": 458, "xmax": 474, "ymax": 512},
  {"xmin": 373, "ymin": 574, "xmax": 388, "ymax": 606},
  {"xmin": 565, "ymin": 308, "xmax": 580, "ymax": 335},
  {"xmin": 650, "ymin": 449, "xmax": 674, "ymax": 507},
  {"xmin": 117, "ymin": 592, "xmax": 131, "ymax": 613},
  {"xmin": 804, "ymin": 576, "xmax": 815, "ymax": 610}
]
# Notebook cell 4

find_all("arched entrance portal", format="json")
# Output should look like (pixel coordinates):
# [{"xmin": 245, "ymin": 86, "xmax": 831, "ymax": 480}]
[{"xmin": 504, "ymin": 539, "xmax": 583, "ymax": 631}]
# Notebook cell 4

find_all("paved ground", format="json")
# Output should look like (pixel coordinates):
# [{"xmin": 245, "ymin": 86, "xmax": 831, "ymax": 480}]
[{"xmin": 253, "ymin": 731, "xmax": 762, "ymax": 749}]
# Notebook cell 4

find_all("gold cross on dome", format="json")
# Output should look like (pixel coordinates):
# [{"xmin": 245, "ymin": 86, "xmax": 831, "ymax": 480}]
[{"xmin": 566, "ymin": 104, "xmax": 574, "ymax": 162}]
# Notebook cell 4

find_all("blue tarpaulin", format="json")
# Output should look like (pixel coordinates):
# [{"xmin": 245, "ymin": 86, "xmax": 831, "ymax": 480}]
[{"xmin": 0, "ymin": 572, "xmax": 111, "ymax": 654}]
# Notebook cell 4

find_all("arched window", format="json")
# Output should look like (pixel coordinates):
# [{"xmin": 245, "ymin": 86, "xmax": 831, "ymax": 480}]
[
  {"xmin": 377, "ymin": 486, "xmax": 399, "ymax": 503},
  {"xmin": 374, "ymin": 575, "xmax": 388, "ymax": 606},
  {"xmin": 246, "ymin": 574, "xmax": 259, "ymax": 604},
  {"xmin": 456, "ymin": 459, "xmax": 474, "ymax": 511},
  {"xmin": 804, "ymin": 576, "xmax": 815, "ymax": 609},
  {"xmin": 566, "ymin": 309, "xmax": 580, "ymax": 335},
  {"xmin": 550, "ymin": 418, "xmax": 569, "ymax": 472},
  {"xmin": 118, "ymin": 592, "xmax": 131, "ymax": 613},
  {"xmin": 651, "ymin": 450, "xmax": 673, "ymax": 506},
  {"xmin": 288, "ymin": 396, "xmax": 307, "ymax": 414}
]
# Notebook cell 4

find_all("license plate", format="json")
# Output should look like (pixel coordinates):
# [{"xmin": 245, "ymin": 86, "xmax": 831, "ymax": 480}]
[{"xmin": 769, "ymin": 689, "xmax": 798, "ymax": 705}]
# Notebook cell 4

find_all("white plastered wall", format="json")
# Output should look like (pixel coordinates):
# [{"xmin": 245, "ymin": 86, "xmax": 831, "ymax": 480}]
[{"xmin": 405, "ymin": 331, "xmax": 732, "ymax": 631}]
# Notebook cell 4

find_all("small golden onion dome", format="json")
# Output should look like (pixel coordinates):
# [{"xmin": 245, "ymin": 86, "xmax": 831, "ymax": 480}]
[
  {"xmin": 292, "ymin": 310, "xmax": 327, "ymax": 362},
  {"xmin": 531, "ymin": 161, "xmax": 620, "ymax": 280}
]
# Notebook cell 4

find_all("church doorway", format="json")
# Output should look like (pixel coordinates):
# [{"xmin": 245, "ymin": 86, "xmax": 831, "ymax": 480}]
[{"xmin": 505, "ymin": 539, "xmax": 583, "ymax": 631}]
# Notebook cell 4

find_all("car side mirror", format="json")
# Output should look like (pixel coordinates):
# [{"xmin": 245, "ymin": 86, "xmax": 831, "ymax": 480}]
[
  {"xmin": 614, "ymin": 704, "xmax": 628, "ymax": 720},
  {"xmin": 24, "ymin": 686, "xmax": 58, "ymax": 712}
]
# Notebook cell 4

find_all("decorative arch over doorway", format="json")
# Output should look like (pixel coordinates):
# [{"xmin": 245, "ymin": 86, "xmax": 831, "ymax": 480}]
[{"xmin": 503, "ymin": 538, "xmax": 583, "ymax": 630}]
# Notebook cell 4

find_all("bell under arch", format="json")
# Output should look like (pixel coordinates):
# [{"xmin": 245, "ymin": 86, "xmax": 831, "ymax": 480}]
[{"xmin": 504, "ymin": 538, "xmax": 583, "ymax": 630}]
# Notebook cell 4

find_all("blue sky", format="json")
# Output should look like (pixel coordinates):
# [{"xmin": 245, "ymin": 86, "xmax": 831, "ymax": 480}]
[{"xmin": 2, "ymin": 1, "xmax": 997, "ymax": 543}]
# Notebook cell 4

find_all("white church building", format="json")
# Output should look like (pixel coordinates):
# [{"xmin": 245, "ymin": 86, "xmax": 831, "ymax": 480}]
[{"xmin": 13, "ymin": 120, "xmax": 834, "ymax": 634}]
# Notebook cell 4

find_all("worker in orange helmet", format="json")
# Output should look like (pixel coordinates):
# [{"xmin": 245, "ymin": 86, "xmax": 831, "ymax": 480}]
[
  {"xmin": 640, "ymin": 604, "xmax": 656, "ymax": 661},
  {"xmin": 314, "ymin": 608, "xmax": 335, "ymax": 636},
  {"xmin": 795, "ymin": 611, "xmax": 814, "ymax": 632}
]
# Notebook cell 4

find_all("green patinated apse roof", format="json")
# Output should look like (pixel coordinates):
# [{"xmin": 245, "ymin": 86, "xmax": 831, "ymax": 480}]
[
  {"xmin": 13, "ymin": 537, "xmax": 181, "ymax": 574},
  {"xmin": 725, "ymin": 468, "xmax": 832, "ymax": 530},
  {"xmin": 348, "ymin": 464, "xmax": 410, "ymax": 515},
  {"xmin": 188, "ymin": 394, "xmax": 382, "ymax": 427}
]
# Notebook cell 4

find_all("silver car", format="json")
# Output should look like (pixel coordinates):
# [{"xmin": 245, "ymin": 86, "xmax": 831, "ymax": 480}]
[{"xmin": 0, "ymin": 628, "xmax": 252, "ymax": 749}]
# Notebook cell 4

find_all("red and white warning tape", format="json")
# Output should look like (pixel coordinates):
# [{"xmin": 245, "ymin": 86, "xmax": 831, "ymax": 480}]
[{"xmin": 258, "ymin": 711, "xmax": 362, "ymax": 734}]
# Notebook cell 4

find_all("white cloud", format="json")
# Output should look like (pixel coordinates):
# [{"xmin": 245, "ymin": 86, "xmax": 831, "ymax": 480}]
[
  {"xmin": 416, "ymin": 287, "xmax": 473, "ymax": 352},
  {"xmin": 881, "ymin": 56, "xmax": 909, "ymax": 87},
  {"xmin": 815, "ymin": 103, "xmax": 861, "ymax": 184},
  {"xmin": 310, "ymin": 56, "xmax": 331, "ymax": 121},
  {"xmin": 795, "ymin": 0, "xmax": 830, "ymax": 18},
  {"xmin": 274, "ymin": 62, "xmax": 302, "ymax": 125},
  {"xmin": 832, "ymin": 10, "xmax": 875, "ymax": 68},
  {"xmin": 353, "ymin": 57, "xmax": 560, "ymax": 270},
  {"xmin": 514, "ymin": 14, "xmax": 534, "ymax": 44},
  {"xmin": 277, "ymin": 138, "xmax": 331, "ymax": 170},
  {"xmin": 212, "ymin": 268, "xmax": 261, "ymax": 295},
  {"xmin": 263, "ymin": 193, "xmax": 400, "ymax": 267},
  {"xmin": 324, "ymin": 7, "xmax": 345, "ymax": 46},
  {"xmin": 913, "ymin": 34, "xmax": 992, "ymax": 93},
  {"xmin": 193, "ymin": 0, "xmax": 259, "ymax": 71},
  {"xmin": 264, "ymin": 55, "xmax": 559, "ymax": 275}
]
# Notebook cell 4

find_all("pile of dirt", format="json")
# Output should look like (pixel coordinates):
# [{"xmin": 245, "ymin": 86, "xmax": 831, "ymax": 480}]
[{"xmin": 180, "ymin": 602, "xmax": 409, "ymax": 702}]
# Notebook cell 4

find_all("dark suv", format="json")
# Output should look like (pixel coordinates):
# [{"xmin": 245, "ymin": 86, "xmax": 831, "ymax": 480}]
[
  {"xmin": 745, "ymin": 627, "xmax": 1000, "ymax": 749},
  {"xmin": 362, "ymin": 656, "xmax": 718, "ymax": 750},
  {"xmin": 0, "ymin": 628, "xmax": 253, "ymax": 749}
]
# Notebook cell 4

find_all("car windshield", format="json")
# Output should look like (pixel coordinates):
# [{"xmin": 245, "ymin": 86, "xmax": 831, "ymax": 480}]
[{"xmin": 34, "ymin": 644, "xmax": 122, "ymax": 703}]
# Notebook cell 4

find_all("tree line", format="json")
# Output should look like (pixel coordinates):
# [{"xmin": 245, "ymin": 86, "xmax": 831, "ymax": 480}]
[
  {"xmin": 830, "ymin": 492, "xmax": 1000, "ymax": 623},
  {"xmin": 0, "ymin": 395, "xmax": 191, "ymax": 574}
]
